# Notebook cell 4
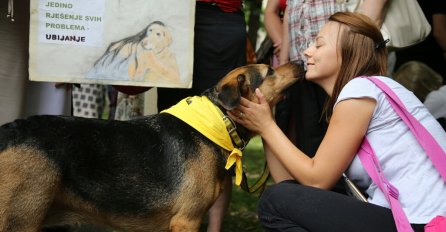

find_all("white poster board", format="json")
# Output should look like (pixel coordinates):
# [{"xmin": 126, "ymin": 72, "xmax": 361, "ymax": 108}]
[{"xmin": 29, "ymin": 0, "xmax": 195, "ymax": 88}]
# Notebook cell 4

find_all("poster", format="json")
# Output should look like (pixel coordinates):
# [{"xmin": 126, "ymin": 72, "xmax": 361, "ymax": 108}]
[{"xmin": 29, "ymin": 0, "xmax": 195, "ymax": 88}]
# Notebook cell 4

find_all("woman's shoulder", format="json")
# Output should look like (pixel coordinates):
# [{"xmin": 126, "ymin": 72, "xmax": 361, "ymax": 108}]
[
  {"xmin": 347, "ymin": 75, "xmax": 394, "ymax": 85},
  {"xmin": 337, "ymin": 76, "xmax": 387, "ymax": 101}
]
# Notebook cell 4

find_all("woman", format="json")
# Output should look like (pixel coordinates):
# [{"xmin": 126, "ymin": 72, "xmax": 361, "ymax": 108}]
[{"xmin": 229, "ymin": 12, "xmax": 446, "ymax": 231}]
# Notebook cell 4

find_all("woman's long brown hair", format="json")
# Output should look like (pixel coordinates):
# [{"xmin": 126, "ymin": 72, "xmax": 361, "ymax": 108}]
[{"xmin": 323, "ymin": 12, "xmax": 388, "ymax": 120}]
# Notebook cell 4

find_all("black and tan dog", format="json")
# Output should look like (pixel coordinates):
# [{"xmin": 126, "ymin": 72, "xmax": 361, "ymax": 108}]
[{"xmin": 0, "ymin": 62, "xmax": 304, "ymax": 232}]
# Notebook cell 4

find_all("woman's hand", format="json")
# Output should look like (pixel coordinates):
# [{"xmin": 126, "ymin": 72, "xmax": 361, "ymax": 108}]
[
  {"xmin": 273, "ymin": 42, "xmax": 282, "ymax": 55},
  {"xmin": 228, "ymin": 88, "xmax": 275, "ymax": 136}
]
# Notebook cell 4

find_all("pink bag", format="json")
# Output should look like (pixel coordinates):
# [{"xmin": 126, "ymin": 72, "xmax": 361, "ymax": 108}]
[
  {"xmin": 425, "ymin": 216, "xmax": 446, "ymax": 232},
  {"xmin": 357, "ymin": 77, "xmax": 446, "ymax": 232}
]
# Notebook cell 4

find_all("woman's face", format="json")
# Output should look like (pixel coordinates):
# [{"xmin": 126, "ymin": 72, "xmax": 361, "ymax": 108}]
[{"xmin": 304, "ymin": 22, "xmax": 342, "ymax": 92}]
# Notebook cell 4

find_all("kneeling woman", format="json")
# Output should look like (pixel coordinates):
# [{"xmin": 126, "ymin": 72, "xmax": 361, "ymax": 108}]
[{"xmin": 230, "ymin": 12, "xmax": 446, "ymax": 232}]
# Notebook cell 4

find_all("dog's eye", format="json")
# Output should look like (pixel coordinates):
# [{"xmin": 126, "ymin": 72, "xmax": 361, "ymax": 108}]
[{"xmin": 267, "ymin": 67, "xmax": 274, "ymax": 76}]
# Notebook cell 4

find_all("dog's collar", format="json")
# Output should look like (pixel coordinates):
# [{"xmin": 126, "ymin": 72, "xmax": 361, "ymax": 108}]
[
  {"xmin": 215, "ymin": 108, "xmax": 247, "ymax": 150},
  {"xmin": 161, "ymin": 96, "xmax": 245, "ymax": 185}
]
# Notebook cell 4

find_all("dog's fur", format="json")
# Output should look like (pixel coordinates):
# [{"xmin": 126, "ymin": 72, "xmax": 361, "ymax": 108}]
[{"xmin": 0, "ymin": 62, "xmax": 304, "ymax": 232}]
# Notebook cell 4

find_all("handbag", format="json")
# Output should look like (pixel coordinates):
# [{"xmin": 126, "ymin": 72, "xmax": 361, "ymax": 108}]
[
  {"xmin": 344, "ymin": 0, "xmax": 431, "ymax": 50},
  {"xmin": 353, "ymin": 76, "xmax": 446, "ymax": 232}
]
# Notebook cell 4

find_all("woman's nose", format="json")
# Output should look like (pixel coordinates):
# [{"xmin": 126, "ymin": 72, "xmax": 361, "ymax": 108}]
[{"xmin": 303, "ymin": 47, "xmax": 311, "ymax": 58}]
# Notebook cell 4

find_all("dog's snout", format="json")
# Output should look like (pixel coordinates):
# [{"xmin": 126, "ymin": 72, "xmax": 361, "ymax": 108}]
[
  {"xmin": 290, "ymin": 60, "xmax": 304, "ymax": 69},
  {"xmin": 278, "ymin": 60, "xmax": 304, "ymax": 72},
  {"xmin": 274, "ymin": 61, "xmax": 303, "ymax": 84},
  {"xmin": 279, "ymin": 60, "xmax": 305, "ymax": 78}
]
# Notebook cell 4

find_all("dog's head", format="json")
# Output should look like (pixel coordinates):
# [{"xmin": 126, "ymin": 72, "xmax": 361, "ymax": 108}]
[
  {"xmin": 141, "ymin": 21, "xmax": 173, "ymax": 54},
  {"xmin": 212, "ymin": 61, "xmax": 305, "ymax": 110}
]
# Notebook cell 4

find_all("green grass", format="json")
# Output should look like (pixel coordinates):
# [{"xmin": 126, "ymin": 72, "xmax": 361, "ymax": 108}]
[{"xmin": 200, "ymin": 136, "xmax": 268, "ymax": 232}]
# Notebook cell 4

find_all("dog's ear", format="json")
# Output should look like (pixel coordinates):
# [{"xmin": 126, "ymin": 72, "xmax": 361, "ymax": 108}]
[
  {"xmin": 217, "ymin": 74, "xmax": 247, "ymax": 110},
  {"xmin": 163, "ymin": 27, "xmax": 173, "ymax": 46}
]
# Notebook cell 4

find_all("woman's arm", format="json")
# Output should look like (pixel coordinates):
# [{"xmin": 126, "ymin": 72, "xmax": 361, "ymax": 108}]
[
  {"xmin": 263, "ymin": 142, "xmax": 294, "ymax": 183},
  {"xmin": 264, "ymin": 0, "xmax": 283, "ymax": 52},
  {"xmin": 359, "ymin": 0, "xmax": 390, "ymax": 28},
  {"xmin": 230, "ymin": 89, "xmax": 376, "ymax": 189},
  {"xmin": 279, "ymin": 6, "xmax": 290, "ymax": 65},
  {"xmin": 433, "ymin": 13, "xmax": 446, "ymax": 53}
]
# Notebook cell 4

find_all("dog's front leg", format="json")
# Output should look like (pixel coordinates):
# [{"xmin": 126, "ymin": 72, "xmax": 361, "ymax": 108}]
[{"xmin": 170, "ymin": 218, "xmax": 201, "ymax": 232}]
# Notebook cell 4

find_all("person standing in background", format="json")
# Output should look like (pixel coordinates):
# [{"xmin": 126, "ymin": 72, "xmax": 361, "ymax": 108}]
[
  {"xmin": 394, "ymin": 0, "xmax": 446, "ymax": 84},
  {"xmin": 264, "ymin": 0, "xmax": 287, "ymax": 68},
  {"xmin": 157, "ymin": 0, "xmax": 247, "ymax": 111},
  {"xmin": 0, "ymin": 2, "xmax": 30, "ymax": 125},
  {"xmin": 157, "ymin": 1, "xmax": 247, "ymax": 231},
  {"xmin": 272, "ymin": 0, "xmax": 345, "ymax": 190},
  {"xmin": 72, "ymin": 84, "xmax": 107, "ymax": 119},
  {"xmin": 0, "ymin": 1, "xmax": 71, "ymax": 126},
  {"xmin": 424, "ymin": 85, "xmax": 446, "ymax": 131}
]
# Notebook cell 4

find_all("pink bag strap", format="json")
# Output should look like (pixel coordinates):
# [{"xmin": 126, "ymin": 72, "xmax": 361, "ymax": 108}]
[
  {"xmin": 357, "ymin": 76, "xmax": 446, "ymax": 232},
  {"xmin": 358, "ymin": 139, "xmax": 413, "ymax": 232},
  {"xmin": 364, "ymin": 77, "xmax": 446, "ymax": 179}
]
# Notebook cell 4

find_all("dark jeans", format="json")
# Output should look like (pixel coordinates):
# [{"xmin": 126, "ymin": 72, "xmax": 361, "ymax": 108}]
[{"xmin": 258, "ymin": 180, "xmax": 426, "ymax": 232}]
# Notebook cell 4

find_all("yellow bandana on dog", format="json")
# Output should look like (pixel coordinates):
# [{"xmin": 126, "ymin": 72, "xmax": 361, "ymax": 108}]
[{"xmin": 161, "ymin": 96, "xmax": 243, "ymax": 186}]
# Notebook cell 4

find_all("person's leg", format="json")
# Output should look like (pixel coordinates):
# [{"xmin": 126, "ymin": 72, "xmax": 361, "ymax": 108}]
[
  {"xmin": 72, "ymin": 84, "xmax": 106, "ymax": 119},
  {"xmin": 157, "ymin": 4, "xmax": 247, "ymax": 230},
  {"xmin": 191, "ymin": 4, "xmax": 246, "ymax": 232},
  {"xmin": 206, "ymin": 173, "xmax": 232, "ymax": 232},
  {"xmin": 258, "ymin": 180, "xmax": 398, "ymax": 232},
  {"xmin": 24, "ymin": 82, "xmax": 72, "ymax": 117},
  {"xmin": 0, "ymin": 2, "xmax": 29, "ymax": 125},
  {"xmin": 264, "ymin": 145, "xmax": 294, "ymax": 183}
]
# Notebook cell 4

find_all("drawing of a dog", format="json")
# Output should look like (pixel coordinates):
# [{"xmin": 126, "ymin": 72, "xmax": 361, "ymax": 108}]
[
  {"xmin": 0, "ymin": 62, "xmax": 304, "ymax": 232},
  {"xmin": 128, "ymin": 21, "xmax": 180, "ymax": 82},
  {"xmin": 87, "ymin": 21, "xmax": 180, "ymax": 82}
]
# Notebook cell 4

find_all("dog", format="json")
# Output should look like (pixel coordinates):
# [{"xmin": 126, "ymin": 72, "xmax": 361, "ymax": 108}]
[
  {"xmin": 128, "ymin": 21, "xmax": 180, "ymax": 82},
  {"xmin": 87, "ymin": 21, "xmax": 180, "ymax": 83},
  {"xmin": 0, "ymin": 62, "xmax": 304, "ymax": 232}
]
